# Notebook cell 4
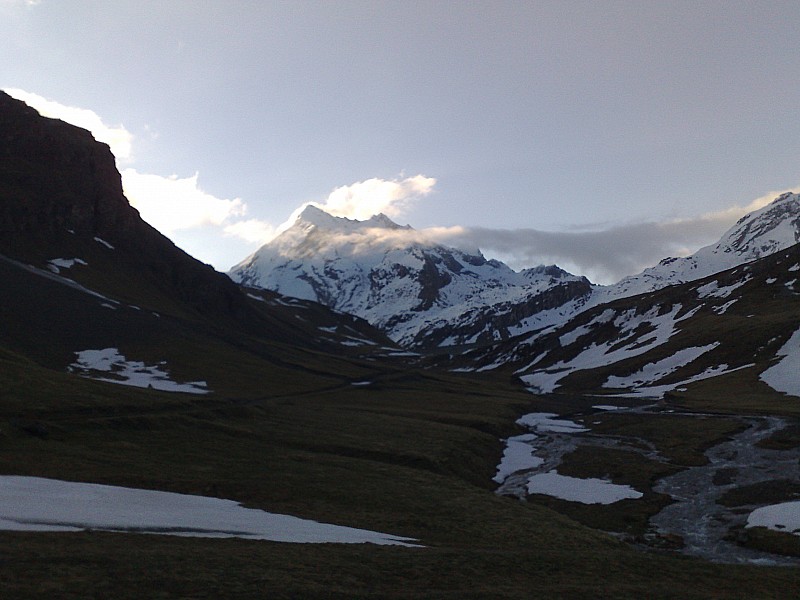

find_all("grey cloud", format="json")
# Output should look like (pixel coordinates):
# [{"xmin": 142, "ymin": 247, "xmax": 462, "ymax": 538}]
[{"xmin": 428, "ymin": 213, "xmax": 741, "ymax": 285}]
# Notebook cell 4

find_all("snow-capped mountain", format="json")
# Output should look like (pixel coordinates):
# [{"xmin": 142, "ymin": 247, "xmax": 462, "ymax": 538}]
[
  {"xmin": 448, "ymin": 192, "xmax": 800, "ymax": 393},
  {"xmin": 596, "ymin": 192, "xmax": 800, "ymax": 302},
  {"xmin": 231, "ymin": 193, "xmax": 800, "ymax": 351},
  {"xmin": 456, "ymin": 241, "xmax": 800, "ymax": 398},
  {"xmin": 230, "ymin": 205, "xmax": 592, "ymax": 348}
]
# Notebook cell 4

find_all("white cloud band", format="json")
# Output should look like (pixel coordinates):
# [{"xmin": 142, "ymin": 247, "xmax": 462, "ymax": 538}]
[
  {"xmin": 320, "ymin": 175, "xmax": 436, "ymax": 221},
  {"xmin": 4, "ymin": 88, "xmax": 133, "ymax": 162}
]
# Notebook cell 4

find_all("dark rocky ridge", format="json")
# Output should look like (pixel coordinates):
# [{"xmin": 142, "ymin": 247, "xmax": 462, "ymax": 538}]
[{"xmin": 0, "ymin": 91, "xmax": 251, "ymax": 322}]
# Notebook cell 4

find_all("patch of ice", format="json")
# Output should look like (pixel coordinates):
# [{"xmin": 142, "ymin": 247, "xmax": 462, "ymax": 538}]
[
  {"xmin": 592, "ymin": 405, "xmax": 624, "ymax": 411},
  {"xmin": 69, "ymin": 348, "xmax": 209, "ymax": 394},
  {"xmin": 493, "ymin": 434, "xmax": 542, "ymax": 483},
  {"xmin": 747, "ymin": 501, "xmax": 800, "ymax": 535},
  {"xmin": 94, "ymin": 237, "xmax": 115, "ymax": 249},
  {"xmin": 0, "ymin": 476, "xmax": 418, "ymax": 546},
  {"xmin": 246, "ymin": 293, "xmax": 266, "ymax": 302},
  {"xmin": 526, "ymin": 470, "xmax": 643, "ymax": 504},
  {"xmin": 789, "ymin": 264, "xmax": 800, "ymax": 272},
  {"xmin": 760, "ymin": 327, "xmax": 800, "ymax": 397},
  {"xmin": 766, "ymin": 277, "xmax": 778, "ymax": 284}
]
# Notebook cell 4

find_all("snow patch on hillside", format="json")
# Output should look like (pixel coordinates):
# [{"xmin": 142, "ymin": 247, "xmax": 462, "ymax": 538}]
[
  {"xmin": 696, "ymin": 278, "xmax": 750, "ymax": 299},
  {"xmin": 69, "ymin": 348, "xmax": 209, "ymax": 394},
  {"xmin": 747, "ymin": 501, "xmax": 800, "ymax": 535},
  {"xmin": 604, "ymin": 363, "xmax": 755, "ymax": 399},
  {"xmin": 603, "ymin": 343, "xmax": 719, "ymax": 389},
  {"xmin": 0, "ymin": 476, "xmax": 418, "ymax": 546},
  {"xmin": 47, "ymin": 257, "xmax": 87, "ymax": 273},
  {"xmin": 516, "ymin": 412, "xmax": 588, "ymax": 433},
  {"xmin": 760, "ymin": 327, "xmax": 800, "ymax": 397},
  {"xmin": 493, "ymin": 434, "xmax": 542, "ymax": 484},
  {"xmin": 526, "ymin": 471, "xmax": 643, "ymax": 504},
  {"xmin": 522, "ymin": 304, "xmax": 691, "ymax": 393}
]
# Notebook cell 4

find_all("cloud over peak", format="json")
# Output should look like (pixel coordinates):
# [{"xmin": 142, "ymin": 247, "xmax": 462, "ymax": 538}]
[
  {"xmin": 422, "ymin": 187, "xmax": 800, "ymax": 284},
  {"xmin": 321, "ymin": 175, "xmax": 436, "ymax": 221}
]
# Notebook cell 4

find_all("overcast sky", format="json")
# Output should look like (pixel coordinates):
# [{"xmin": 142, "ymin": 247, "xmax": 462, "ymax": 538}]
[{"xmin": 3, "ymin": 0, "xmax": 799, "ymax": 283}]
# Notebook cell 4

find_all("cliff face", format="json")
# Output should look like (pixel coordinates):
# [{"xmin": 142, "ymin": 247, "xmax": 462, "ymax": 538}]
[
  {"xmin": 0, "ymin": 91, "xmax": 247, "ymax": 321},
  {"xmin": 0, "ymin": 92, "xmax": 136, "ymax": 240}
]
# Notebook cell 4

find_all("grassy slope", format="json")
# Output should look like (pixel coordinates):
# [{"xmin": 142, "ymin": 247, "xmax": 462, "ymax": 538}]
[{"xmin": 2, "ymin": 354, "xmax": 800, "ymax": 598}]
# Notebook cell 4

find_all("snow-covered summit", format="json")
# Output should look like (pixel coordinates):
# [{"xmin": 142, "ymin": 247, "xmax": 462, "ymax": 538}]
[
  {"xmin": 294, "ymin": 204, "xmax": 409, "ymax": 232},
  {"xmin": 229, "ymin": 207, "xmax": 590, "ymax": 348},
  {"xmin": 598, "ymin": 192, "xmax": 800, "ymax": 301},
  {"xmin": 702, "ymin": 191, "xmax": 800, "ymax": 259},
  {"xmin": 229, "ymin": 193, "xmax": 800, "ymax": 352}
]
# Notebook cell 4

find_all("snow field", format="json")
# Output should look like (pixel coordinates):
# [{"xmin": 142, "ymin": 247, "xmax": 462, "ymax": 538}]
[
  {"xmin": 603, "ymin": 343, "xmax": 719, "ymax": 389},
  {"xmin": 747, "ymin": 501, "xmax": 800, "ymax": 535},
  {"xmin": 70, "ymin": 348, "xmax": 209, "ymax": 394},
  {"xmin": 526, "ymin": 471, "xmax": 643, "ymax": 504},
  {"xmin": 516, "ymin": 412, "xmax": 588, "ymax": 433},
  {"xmin": 759, "ymin": 327, "xmax": 800, "ymax": 397},
  {"xmin": 492, "ymin": 434, "xmax": 542, "ymax": 483},
  {"xmin": 522, "ymin": 304, "xmax": 694, "ymax": 393},
  {"xmin": 0, "ymin": 476, "xmax": 419, "ymax": 546}
]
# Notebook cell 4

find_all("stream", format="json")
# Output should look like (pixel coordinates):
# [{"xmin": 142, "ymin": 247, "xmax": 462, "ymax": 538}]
[
  {"xmin": 497, "ymin": 406, "xmax": 800, "ymax": 566},
  {"xmin": 650, "ymin": 415, "xmax": 800, "ymax": 565}
]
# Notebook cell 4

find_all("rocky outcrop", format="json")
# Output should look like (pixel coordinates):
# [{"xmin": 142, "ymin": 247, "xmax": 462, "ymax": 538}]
[
  {"xmin": 0, "ymin": 91, "xmax": 253, "ymax": 322},
  {"xmin": 0, "ymin": 93, "xmax": 135, "ymax": 240}
]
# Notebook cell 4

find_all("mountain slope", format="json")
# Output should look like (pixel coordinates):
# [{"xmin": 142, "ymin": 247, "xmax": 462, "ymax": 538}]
[
  {"xmin": 4, "ymin": 92, "xmax": 800, "ymax": 597},
  {"xmin": 457, "ymin": 240, "xmax": 800, "ymax": 404},
  {"xmin": 0, "ymin": 91, "xmax": 398, "ymax": 390},
  {"xmin": 595, "ymin": 192, "xmax": 800, "ymax": 301},
  {"xmin": 230, "ymin": 205, "xmax": 592, "ymax": 348},
  {"xmin": 230, "ymin": 192, "xmax": 800, "ymax": 355}
]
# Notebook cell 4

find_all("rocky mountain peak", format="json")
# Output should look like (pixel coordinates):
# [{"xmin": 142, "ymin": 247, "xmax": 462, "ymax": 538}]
[
  {"xmin": 293, "ymin": 204, "xmax": 408, "ymax": 233},
  {"xmin": 230, "ymin": 209, "xmax": 590, "ymax": 349},
  {"xmin": 598, "ymin": 191, "xmax": 800, "ymax": 302},
  {"xmin": 718, "ymin": 192, "xmax": 800, "ymax": 258}
]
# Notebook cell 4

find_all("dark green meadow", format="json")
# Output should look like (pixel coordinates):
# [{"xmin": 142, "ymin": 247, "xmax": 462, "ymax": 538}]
[{"xmin": 2, "ymin": 353, "xmax": 800, "ymax": 598}]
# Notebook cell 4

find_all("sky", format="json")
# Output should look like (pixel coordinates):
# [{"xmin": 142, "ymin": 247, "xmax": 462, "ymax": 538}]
[{"xmin": 2, "ymin": 0, "xmax": 800, "ymax": 284}]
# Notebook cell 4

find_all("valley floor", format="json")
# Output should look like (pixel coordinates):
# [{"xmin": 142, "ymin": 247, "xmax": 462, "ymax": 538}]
[{"xmin": 1, "ymin": 356, "xmax": 800, "ymax": 598}]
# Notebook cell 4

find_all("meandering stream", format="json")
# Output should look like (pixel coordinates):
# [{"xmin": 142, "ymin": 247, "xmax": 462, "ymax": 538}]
[
  {"xmin": 497, "ymin": 405, "xmax": 800, "ymax": 565},
  {"xmin": 651, "ymin": 415, "xmax": 800, "ymax": 565}
]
